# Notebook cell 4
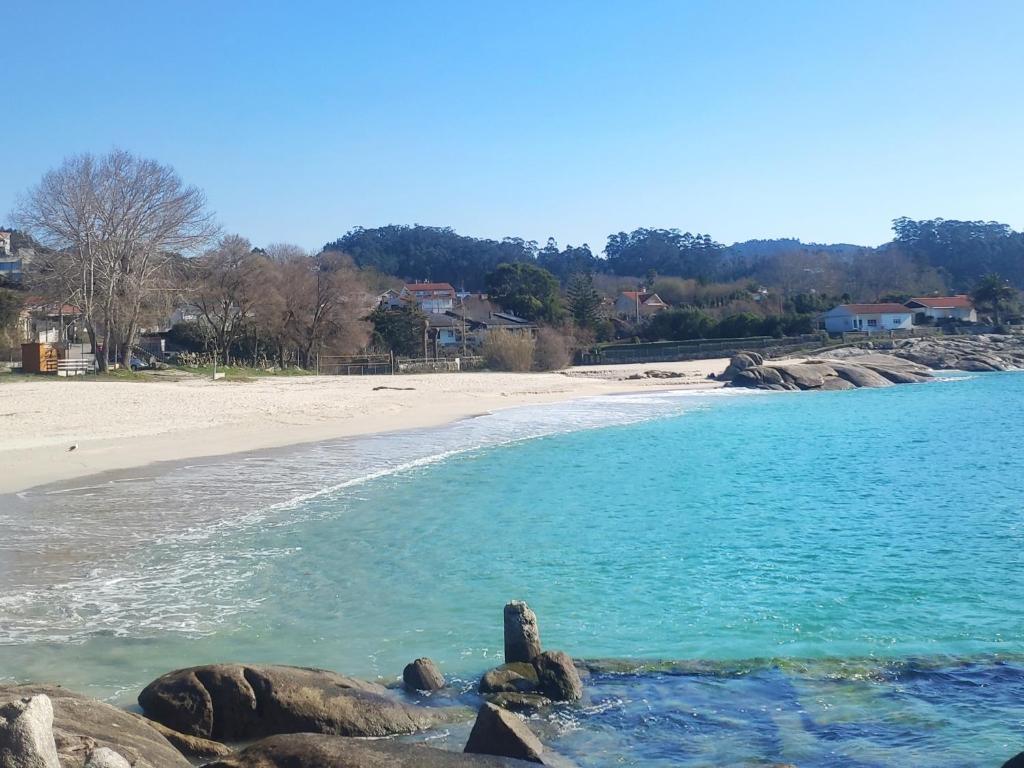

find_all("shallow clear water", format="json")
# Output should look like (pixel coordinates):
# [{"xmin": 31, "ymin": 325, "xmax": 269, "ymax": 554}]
[{"xmin": 2, "ymin": 373, "xmax": 1024, "ymax": 765}]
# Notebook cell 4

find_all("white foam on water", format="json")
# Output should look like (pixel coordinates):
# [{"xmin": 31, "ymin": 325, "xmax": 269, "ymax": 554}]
[{"xmin": 0, "ymin": 388, "xmax": 730, "ymax": 644}]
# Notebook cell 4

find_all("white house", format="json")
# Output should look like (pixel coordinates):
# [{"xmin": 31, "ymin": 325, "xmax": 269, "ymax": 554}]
[
  {"xmin": 823, "ymin": 303, "xmax": 915, "ymax": 334},
  {"xmin": 397, "ymin": 282, "xmax": 457, "ymax": 314},
  {"xmin": 904, "ymin": 295, "xmax": 977, "ymax": 323}
]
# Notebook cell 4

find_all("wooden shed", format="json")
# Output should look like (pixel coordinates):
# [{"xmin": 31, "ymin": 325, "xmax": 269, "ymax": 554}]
[{"xmin": 21, "ymin": 342, "xmax": 58, "ymax": 374}]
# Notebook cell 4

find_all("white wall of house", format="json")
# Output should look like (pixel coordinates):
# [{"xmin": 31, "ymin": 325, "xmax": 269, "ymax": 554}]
[
  {"xmin": 825, "ymin": 309, "xmax": 914, "ymax": 334},
  {"xmin": 916, "ymin": 307, "xmax": 977, "ymax": 322}
]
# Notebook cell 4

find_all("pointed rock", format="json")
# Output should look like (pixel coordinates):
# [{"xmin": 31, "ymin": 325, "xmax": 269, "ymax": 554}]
[{"xmin": 464, "ymin": 703, "xmax": 545, "ymax": 764}]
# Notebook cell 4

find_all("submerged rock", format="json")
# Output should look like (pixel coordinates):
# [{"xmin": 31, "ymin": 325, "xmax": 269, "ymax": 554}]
[
  {"xmin": 480, "ymin": 663, "xmax": 540, "ymax": 694},
  {"xmin": 464, "ymin": 703, "xmax": 545, "ymax": 764},
  {"xmin": 138, "ymin": 663, "xmax": 454, "ymax": 741},
  {"xmin": 532, "ymin": 652, "xmax": 583, "ymax": 702},
  {"xmin": 504, "ymin": 601, "xmax": 542, "ymax": 663},
  {"xmin": 204, "ymin": 732, "xmax": 535, "ymax": 767},
  {"xmin": 0, "ymin": 694, "xmax": 60, "ymax": 768},
  {"xmin": 403, "ymin": 658, "xmax": 446, "ymax": 692},
  {"xmin": 484, "ymin": 692, "xmax": 552, "ymax": 713},
  {"xmin": 0, "ymin": 685, "xmax": 190, "ymax": 768}
]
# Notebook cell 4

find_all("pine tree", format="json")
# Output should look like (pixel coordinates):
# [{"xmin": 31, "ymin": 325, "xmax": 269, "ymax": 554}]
[{"xmin": 567, "ymin": 272, "xmax": 601, "ymax": 328}]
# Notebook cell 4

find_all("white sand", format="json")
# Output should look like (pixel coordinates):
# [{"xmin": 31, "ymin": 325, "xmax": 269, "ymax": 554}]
[{"xmin": 0, "ymin": 359, "xmax": 728, "ymax": 494}]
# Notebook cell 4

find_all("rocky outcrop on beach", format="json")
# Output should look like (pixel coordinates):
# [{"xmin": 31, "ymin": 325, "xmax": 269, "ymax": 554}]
[
  {"xmin": 723, "ymin": 352, "xmax": 933, "ymax": 391},
  {"xmin": 0, "ymin": 686, "xmax": 190, "ymax": 768},
  {"xmin": 138, "ymin": 663, "xmax": 459, "ymax": 742},
  {"xmin": 465, "ymin": 703, "xmax": 546, "ymax": 764},
  {"xmin": 203, "ymin": 732, "xmax": 540, "ymax": 767},
  {"xmin": 723, "ymin": 334, "xmax": 1024, "ymax": 391},
  {"xmin": 823, "ymin": 333, "xmax": 1024, "ymax": 372}
]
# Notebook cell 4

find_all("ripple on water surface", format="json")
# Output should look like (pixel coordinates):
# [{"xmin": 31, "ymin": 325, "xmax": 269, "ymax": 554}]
[{"xmin": 1, "ymin": 373, "xmax": 1023, "ymax": 766}]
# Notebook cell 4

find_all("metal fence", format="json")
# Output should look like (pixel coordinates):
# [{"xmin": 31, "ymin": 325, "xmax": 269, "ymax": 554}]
[
  {"xmin": 576, "ymin": 334, "xmax": 828, "ymax": 365},
  {"xmin": 318, "ymin": 354, "xmax": 486, "ymax": 375}
]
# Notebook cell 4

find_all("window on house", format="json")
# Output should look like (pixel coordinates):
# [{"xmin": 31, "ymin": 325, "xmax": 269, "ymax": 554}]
[{"xmin": 867, "ymin": 319, "xmax": 878, "ymax": 327}]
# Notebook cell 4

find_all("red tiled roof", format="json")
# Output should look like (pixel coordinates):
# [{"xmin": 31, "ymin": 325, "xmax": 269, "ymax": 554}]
[
  {"xmin": 906, "ymin": 295, "xmax": 973, "ymax": 309},
  {"xmin": 836, "ymin": 303, "xmax": 912, "ymax": 314}
]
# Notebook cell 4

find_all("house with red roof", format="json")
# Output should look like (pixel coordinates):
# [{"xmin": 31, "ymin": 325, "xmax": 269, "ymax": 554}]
[
  {"xmin": 904, "ymin": 295, "xmax": 976, "ymax": 323},
  {"xmin": 823, "ymin": 303, "xmax": 915, "ymax": 334},
  {"xmin": 394, "ymin": 282, "xmax": 458, "ymax": 314}
]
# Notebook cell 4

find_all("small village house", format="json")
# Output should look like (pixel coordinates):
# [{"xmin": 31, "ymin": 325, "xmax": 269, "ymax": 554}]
[
  {"xmin": 391, "ymin": 282, "xmax": 457, "ymax": 314},
  {"xmin": 426, "ymin": 295, "xmax": 537, "ymax": 353},
  {"xmin": 904, "ymin": 295, "xmax": 977, "ymax": 323},
  {"xmin": 823, "ymin": 303, "xmax": 915, "ymax": 334},
  {"xmin": 614, "ymin": 290, "xmax": 668, "ymax": 321}
]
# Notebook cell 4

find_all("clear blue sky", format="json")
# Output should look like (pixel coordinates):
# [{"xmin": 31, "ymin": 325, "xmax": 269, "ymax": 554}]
[{"xmin": 2, "ymin": 0, "xmax": 1022, "ymax": 253}]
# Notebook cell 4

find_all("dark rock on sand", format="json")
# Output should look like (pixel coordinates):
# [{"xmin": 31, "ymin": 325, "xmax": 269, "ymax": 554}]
[
  {"xmin": 0, "ymin": 694, "xmax": 60, "ymax": 768},
  {"xmin": 204, "ymin": 732, "xmax": 537, "ymax": 767},
  {"xmin": 465, "ymin": 703, "xmax": 545, "ymax": 764},
  {"xmin": 403, "ymin": 657, "xmax": 446, "ymax": 692},
  {"xmin": 504, "ymin": 601, "xmax": 542, "ymax": 663},
  {"xmin": 138, "ymin": 663, "xmax": 453, "ymax": 741},
  {"xmin": 532, "ymin": 652, "xmax": 583, "ymax": 702},
  {"xmin": 480, "ymin": 663, "xmax": 540, "ymax": 694},
  {"xmin": 0, "ymin": 685, "xmax": 190, "ymax": 768}
]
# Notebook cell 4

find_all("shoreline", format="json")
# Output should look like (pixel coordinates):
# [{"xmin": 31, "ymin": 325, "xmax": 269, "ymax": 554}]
[{"xmin": 0, "ymin": 359, "xmax": 728, "ymax": 496}]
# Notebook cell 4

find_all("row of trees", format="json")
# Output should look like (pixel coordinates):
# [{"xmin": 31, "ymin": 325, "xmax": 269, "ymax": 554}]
[{"xmin": 183, "ymin": 238, "xmax": 373, "ymax": 367}]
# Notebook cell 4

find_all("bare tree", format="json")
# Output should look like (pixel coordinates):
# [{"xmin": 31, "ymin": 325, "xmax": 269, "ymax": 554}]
[
  {"xmin": 14, "ymin": 150, "xmax": 216, "ymax": 370},
  {"xmin": 189, "ymin": 235, "xmax": 269, "ymax": 363}
]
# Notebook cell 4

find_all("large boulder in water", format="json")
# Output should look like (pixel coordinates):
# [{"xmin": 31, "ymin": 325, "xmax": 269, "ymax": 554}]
[
  {"xmin": 479, "ymin": 663, "xmax": 540, "ymax": 694},
  {"xmin": 204, "ymin": 732, "xmax": 538, "ymax": 767},
  {"xmin": 532, "ymin": 652, "xmax": 583, "ymax": 702},
  {"xmin": 138, "ymin": 664, "xmax": 453, "ymax": 741},
  {"xmin": 464, "ymin": 703, "xmax": 545, "ymax": 764},
  {"xmin": 0, "ymin": 694, "xmax": 60, "ymax": 768},
  {"xmin": 0, "ymin": 685, "xmax": 190, "ymax": 768},
  {"xmin": 403, "ymin": 658, "xmax": 446, "ymax": 692},
  {"xmin": 504, "ymin": 601, "xmax": 542, "ymax": 664}
]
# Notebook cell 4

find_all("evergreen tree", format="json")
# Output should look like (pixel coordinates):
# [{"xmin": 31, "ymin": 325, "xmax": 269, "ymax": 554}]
[{"xmin": 567, "ymin": 272, "xmax": 601, "ymax": 328}]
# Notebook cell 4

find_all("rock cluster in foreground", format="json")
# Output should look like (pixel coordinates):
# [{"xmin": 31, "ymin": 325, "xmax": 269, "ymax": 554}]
[{"xmin": 1, "ymin": 601, "xmax": 576, "ymax": 768}]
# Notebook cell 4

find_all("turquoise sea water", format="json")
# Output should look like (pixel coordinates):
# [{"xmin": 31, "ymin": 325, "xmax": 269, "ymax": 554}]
[{"xmin": 2, "ymin": 372, "xmax": 1024, "ymax": 765}]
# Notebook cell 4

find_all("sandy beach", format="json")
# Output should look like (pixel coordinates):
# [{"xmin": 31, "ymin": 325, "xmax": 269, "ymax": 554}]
[{"xmin": 0, "ymin": 359, "xmax": 727, "ymax": 495}]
